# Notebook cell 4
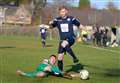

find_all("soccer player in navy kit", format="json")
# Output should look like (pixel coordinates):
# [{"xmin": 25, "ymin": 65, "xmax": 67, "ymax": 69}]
[
  {"xmin": 39, "ymin": 24, "xmax": 48, "ymax": 47},
  {"xmin": 49, "ymin": 6, "xmax": 80, "ymax": 71}
]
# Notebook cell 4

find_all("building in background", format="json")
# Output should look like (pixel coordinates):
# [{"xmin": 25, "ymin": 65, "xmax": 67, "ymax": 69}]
[
  {"xmin": 5, "ymin": 5, "xmax": 31, "ymax": 24},
  {"xmin": 0, "ymin": 0, "xmax": 19, "ymax": 6}
]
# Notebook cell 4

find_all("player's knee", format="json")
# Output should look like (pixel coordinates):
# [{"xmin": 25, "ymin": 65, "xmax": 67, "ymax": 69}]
[
  {"xmin": 42, "ymin": 39, "xmax": 45, "ymax": 42},
  {"xmin": 61, "ymin": 40, "xmax": 69, "ymax": 48},
  {"xmin": 44, "ymin": 66, "xmax": 51, "ymax": 71},
  {"xmin": 58, "ymin": 54, "xmax": 64, "ymax": 61},
  {"xmin": 36, "ymin": 72, "xmax": 45, "ymax": 77}
]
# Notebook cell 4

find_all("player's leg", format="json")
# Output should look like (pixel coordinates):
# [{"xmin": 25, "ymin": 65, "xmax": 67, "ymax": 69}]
[
  {"xmin": 65, "ymin": 45, "xmax": 79, "ymax": 63},
  {"xmin": 41, "ymin": 38, "xmax": 46, "ymax": 47},
  {"xmin": 58, "ymin": 42, "xmax": 65, "ymax": 71},
  {"xmin": 58, "ymin": 53, "xmax": 64, "ymax": 71},
  {"xmin": 36, "ymin": 72, "xmax": 47, "ymax": 78},
  {"xmin": 17, "ymin": 70, "xmax": 26, "ymax": 76},
  {"xmin": 17, "ymin": 70, "xmax": 47, "ymax": 78},
  {"xmin": 96, "ymin": 38, "xmax": 99, "ymax": 46},
  {"xmin": 35, "ymin": 64, "xmax": 51, "ymax": 77},
  {"xmin": 41, "ymin": 34, "xmax": 46, "ymax": 47},
  {"xmin": 61, "ymin": 39, "xmax": 79, "ymax": 63},
  {"xmin": 17, "ymin": 70, "xmax": 37, "ymax": 77}
]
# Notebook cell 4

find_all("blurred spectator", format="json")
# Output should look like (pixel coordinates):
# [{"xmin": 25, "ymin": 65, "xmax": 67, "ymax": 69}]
[
  {"xmin": 110, "ymin": 26, "xmax": 118, "ymax": 47},
  {"xmin": 116, "ymin": 26, "xmax": 120, "ymax": 45},
  {"xmin": 92, "ymin": 25, "xmax": 97, "ymax": 45},
  {"xmin": 95, "ymin": 28, "xmax": 102, "ymax": 46},
  {"xmin": 102, "ymin": 31, "xmax": 107, "ymax": 47},
  {"xmin": 81, "ymin": 28, "xmax": 88, "ymax": 42}
]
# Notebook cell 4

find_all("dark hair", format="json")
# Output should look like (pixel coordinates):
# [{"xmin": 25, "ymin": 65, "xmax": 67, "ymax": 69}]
[
  {"xmin": 50, "ymin": 54, "xmax": 57, "ymax": 59},
  {"xmin": 59, "ymin": 6, "xmax": 68, "ymax": 11}
]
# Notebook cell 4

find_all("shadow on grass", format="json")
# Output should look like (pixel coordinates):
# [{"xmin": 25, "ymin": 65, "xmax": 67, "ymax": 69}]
[
  {"xmin": 104, "ymin": 69, "xmax": 120, "ymax": 77},
  {"xmin": 84, "ymin": 64, "xmax": 105, "ymax": 70},
  {"xmin": 0, "ymin": 45, "xmax": 16, "ymax": 49},
  {"xmin": 65, "ymin": 63, "xmax": 84, "ymax": 73},
  {"xmin": 83, "ymin": 64, "xmax": 120, "ymax": 77},
  {"xmin": 46, "ymin": 45, "xmax": 53, "ymax": 47},
  {"xmin": 66, "ymin": 63, "xmax": 120, "ymax": 77}
]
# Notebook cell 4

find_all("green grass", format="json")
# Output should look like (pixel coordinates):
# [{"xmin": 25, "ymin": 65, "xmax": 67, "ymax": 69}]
[{"xmin": 0, "ymin": 35, "xmax": 120, "ymax": 83}]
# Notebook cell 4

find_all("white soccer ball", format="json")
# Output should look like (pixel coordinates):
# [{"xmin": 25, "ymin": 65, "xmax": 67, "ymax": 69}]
[{"xmin": 79, "ymin": 69, "xmax": 89, "ymax": 80}]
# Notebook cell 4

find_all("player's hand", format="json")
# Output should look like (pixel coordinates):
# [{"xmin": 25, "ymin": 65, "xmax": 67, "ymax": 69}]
[{"xmin": 49, "ymin": 20, "xmax": 53, "ymax": 25}]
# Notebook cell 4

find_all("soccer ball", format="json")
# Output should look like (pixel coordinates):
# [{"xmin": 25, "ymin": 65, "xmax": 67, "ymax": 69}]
[{"xmin": 79, "ymin": 69, "xmax": 89, "ymax": 80}]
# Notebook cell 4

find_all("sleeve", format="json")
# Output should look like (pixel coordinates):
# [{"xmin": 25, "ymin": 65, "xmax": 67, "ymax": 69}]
[
  {"xmin": 49, "ymin": 18, "xmax": 58, "ymax": 28},
  {"xmin": 39, "ymin": 24, "xmax": 43, "ymax": 28},
  {"xmin": 39, "ymin": 28, "xmax": 41, "ymax": 32},
  {"xmin": 73, "ymin": 25, "xmax": 80, "ymax": 38},
  {"xmin": 45, "ymin": 25, "xmax": 50, "ymax": 29},
  {"xmin": 51, "ymin": 65, "xmax": 61, "ymax": 75},
  {"xmin": 72, "ymin": 17, "xmax": 80, "ymax": 27},
  {"xmin": 45, "ymin": 29, "xmax": 47, "ymax": 32}
]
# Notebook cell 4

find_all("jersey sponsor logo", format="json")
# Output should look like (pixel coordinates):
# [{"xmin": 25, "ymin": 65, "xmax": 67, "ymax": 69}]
[{"xmin": 60, "ymin": 24, "xmax": 69, "ymax": 32}]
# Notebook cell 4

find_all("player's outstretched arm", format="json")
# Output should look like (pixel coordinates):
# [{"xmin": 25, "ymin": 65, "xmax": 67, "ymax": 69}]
[{"xmin": 49, "ymin": 19, "xmax": 57, "ymax": 28}]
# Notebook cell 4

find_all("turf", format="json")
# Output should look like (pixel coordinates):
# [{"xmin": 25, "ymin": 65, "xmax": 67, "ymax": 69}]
[{"xmin": 0, "ymin": 35, "xmax": 120, "ymax": 83}]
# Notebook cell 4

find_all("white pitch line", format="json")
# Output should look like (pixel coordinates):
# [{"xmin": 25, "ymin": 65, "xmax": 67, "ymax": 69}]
[{"xmin": 80, "ymin": 45, "xmax": 120, "ymax": 54}]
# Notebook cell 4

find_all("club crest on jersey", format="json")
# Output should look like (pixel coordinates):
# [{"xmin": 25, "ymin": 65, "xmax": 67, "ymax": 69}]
[{"xmin": 67, "ymin": 18, "xmax": 71, "ymax": 21}]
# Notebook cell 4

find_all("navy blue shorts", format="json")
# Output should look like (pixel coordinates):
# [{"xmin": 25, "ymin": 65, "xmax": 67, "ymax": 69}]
[
  {"xmin": 41, "ymin": 34, "xmax": 46, "ymax": 40},
  {"xmin": 58, "ymin": 38, "xmax": 75, "ymax": 54}
]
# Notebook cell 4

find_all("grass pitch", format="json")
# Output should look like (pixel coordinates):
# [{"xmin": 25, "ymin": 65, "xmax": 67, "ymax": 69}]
[{"xmin": 0, "ymin": 35, "xmax": 120, "ymax": 83}]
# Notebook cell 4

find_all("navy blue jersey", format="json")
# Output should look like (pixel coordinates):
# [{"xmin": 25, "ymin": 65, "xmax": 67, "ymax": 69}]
[
  {"xmin": 51, "ymin": 16, "xmax": 80, "ymax": 40},
  {"xmin": 40, "ymin": 28, "xmax": 47, "ymax": 39},
  {"xmin": 40, "ymin": 28, "xmax": 47, "ymax": 34}
]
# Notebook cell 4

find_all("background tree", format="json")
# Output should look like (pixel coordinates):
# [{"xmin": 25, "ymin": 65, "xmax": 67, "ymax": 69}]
[
  {"xmin": 79, "ymin": 0, "xmax": 91, "ymax": 9},
  {"xmin": 8, "ymin": 0, "xmax": 47, "ymax": 25},
  {"xmin": 29, "ymin": 0, "xmax": 47, "ymax": 25},
  {"xmin": 107, "ymin": 0, "xmax": 118, "ymax": 11},
  {"xmin": 107, "ymin": 0, "xmax": 118, "ymax": 25}
]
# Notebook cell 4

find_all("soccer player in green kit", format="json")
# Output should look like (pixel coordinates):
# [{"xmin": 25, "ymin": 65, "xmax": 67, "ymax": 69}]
[
  {"xmin": 17, "ymin": 55, "xmax": 61, "ymax": 77},
  {"xmin": 16, "ymin": 55, "xmax": 72, "ymax": 79}
]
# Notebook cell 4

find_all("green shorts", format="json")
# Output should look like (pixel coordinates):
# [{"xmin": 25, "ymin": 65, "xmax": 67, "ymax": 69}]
[
  {"xmin": 24, "ymin": 63, "xmax": 61, "ymax": 78},
  {"xmin": 36, "ymin": 63, "xmax": 48, "ymax": 71},
  {"xmin": 24, "ymin": 64, "xmax": 49, "ymax": 78}
]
